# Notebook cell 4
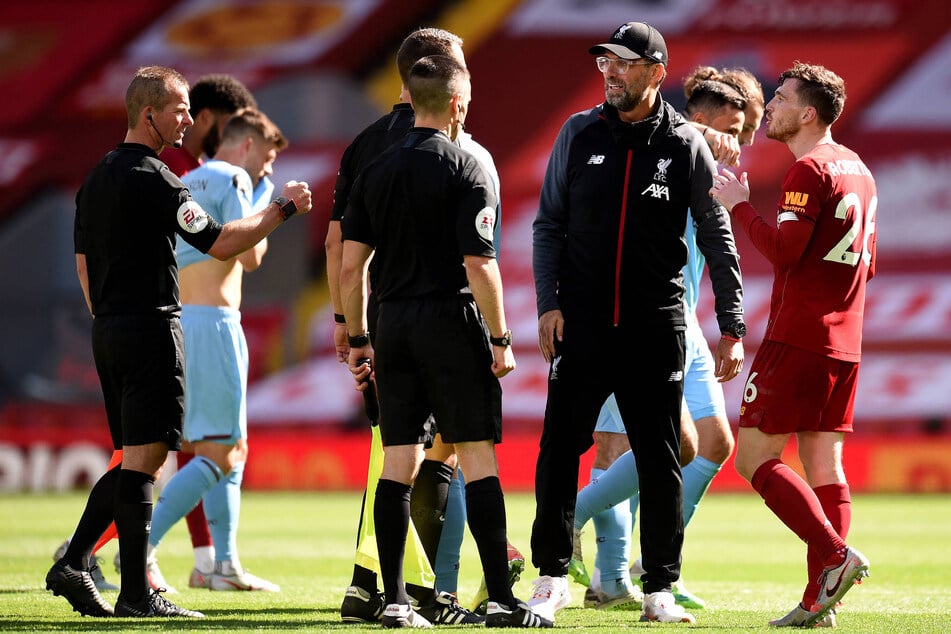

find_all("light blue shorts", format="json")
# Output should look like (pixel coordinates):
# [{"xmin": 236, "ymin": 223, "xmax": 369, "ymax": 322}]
[
  {"xmin": 595, "ymin": 319, "xmax": 726, "ymax": 432},
  {"xmin": 181, "ymin": 304, "xmax": 248, "ymax": 444}
]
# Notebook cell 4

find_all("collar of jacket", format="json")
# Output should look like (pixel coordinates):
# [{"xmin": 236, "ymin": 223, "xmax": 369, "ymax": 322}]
[{"xmin": 599, "ymin": 98, "xmax": 674, "ymax": 146}]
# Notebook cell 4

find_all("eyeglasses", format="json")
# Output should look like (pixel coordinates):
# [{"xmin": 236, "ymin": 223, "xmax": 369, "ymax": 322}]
[{"xmin": 595, "ymin": 56, "xmax": 654, "ymax": 74}]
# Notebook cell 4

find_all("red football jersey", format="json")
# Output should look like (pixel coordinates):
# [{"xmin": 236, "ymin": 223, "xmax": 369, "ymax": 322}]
[
  {"xmin": 160, "ymin": 146, "xmax": 201, "ymax": 178},
  {"xmin": 734, "ymin": 143, "xmax": 877, "ymax": 361}
]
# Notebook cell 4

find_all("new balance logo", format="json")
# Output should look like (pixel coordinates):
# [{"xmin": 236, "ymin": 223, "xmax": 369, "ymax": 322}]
[
  {"xmin": 668, "ymin": 371, "xmax": 683, "ymax": 381},
  {"xmin": 642, "ymin": 183, "xmax": 670, "ymax": 200},
  {"xmin": 588, "ymin": 155, "xmax": 605, "ymax": 165}
]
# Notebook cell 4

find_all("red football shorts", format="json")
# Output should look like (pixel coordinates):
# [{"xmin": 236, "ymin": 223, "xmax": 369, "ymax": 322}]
[{"xmin": 738, "ymin": 340, "xmax": 857, "ymax": 434}]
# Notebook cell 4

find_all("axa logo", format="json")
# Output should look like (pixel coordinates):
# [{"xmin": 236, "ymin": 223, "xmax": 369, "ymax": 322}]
[
  {"xmin": 588, "ymin": 155, "xmax": 605, "ymax": 165},
  {"xmin": 654, "ymin": 157, "xmax": 672, "ymax": 182},
  {"xmin": 784, "ymin": 191, "xmax": 809, "ymax": 206},
  {"xmin": 642, "ymin": 183, "xmax": 670, "ymax": 200}
]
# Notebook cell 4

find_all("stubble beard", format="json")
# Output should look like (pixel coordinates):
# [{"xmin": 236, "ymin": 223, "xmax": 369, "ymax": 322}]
[
  {"xmin": 607, "ymin": 91, "xmax": 640, "ymax": 113},
  {"xmin": 605, "ymin": 74, "xmax": 650, "ymax": 115},
  {"xmin": 766, "ymin": 117, "xmax": 798, "ymax": 144}
]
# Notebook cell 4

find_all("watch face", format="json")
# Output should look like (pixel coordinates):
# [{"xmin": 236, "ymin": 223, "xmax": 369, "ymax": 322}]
[
  {"xmin": 491, "ymin": 330, "xmax": 512, "ymax": 346},
  {"xmin": 733, "ymin": 323, "xmax": 747, "ymax": 338}
]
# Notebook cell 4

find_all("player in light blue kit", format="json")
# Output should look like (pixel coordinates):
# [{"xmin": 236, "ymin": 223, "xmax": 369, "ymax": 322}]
[
  {"xmin": 570, "ymin": 66, "xmax": 763, "ymax": 610},
  {"xmin": 147, "ymin": 108, "xmax": 310, "ymax": 592}
]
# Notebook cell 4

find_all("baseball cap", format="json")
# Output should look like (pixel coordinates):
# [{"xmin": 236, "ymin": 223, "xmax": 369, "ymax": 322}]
[{"xmin": 589, "ymin": 22, "xmax": 668, "ymax": 66}]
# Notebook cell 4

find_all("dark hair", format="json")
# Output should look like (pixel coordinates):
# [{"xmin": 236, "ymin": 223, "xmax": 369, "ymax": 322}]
[
  {"xmin": 683, "ymin": 66, "xmax": 746, "ymax": 118},
  {"xmin": 125, "ymin": 66, "xmax": 188, "ymax": 128},
  {"xmin": 407, "ymin": 55, "xmax": 469, "ymax": 116},
  {"xmin": 188, "ymin": 74, "xmax": 257, "ymax": 117},
  {"xmin": 396, "ymin": 28, "xmax": 464, "ymax": 84},
  {"xmin": 721, "ymin": 67, "xmax": 764, "ymax": 111},
  {"xmin": 222, "ymin": 108, "xmax": 288, "ymax": 151},
  {"xmin": 778, "ymin": 61, "xmax": 846, "ymax": 125}
]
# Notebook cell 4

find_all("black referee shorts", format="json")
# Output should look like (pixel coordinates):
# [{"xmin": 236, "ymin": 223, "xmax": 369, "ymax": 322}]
[
  {"xmin": 91, "ymin": 313, "xmax": 185, "ymax": 450},
  {"xmin": 373, "ymin": 295, "xmax": 502, "ymax": 447}
]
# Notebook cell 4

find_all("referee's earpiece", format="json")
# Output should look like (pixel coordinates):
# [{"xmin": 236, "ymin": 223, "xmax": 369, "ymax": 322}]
[{"xmin": 144, "ymin": 111, "xmax": 180, "ymax": 148}]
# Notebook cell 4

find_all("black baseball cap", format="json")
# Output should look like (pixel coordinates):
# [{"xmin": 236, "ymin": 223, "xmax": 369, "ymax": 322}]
[{"xmin": 589, "ymin": 22, "xmax": 668, "ymax": 66}]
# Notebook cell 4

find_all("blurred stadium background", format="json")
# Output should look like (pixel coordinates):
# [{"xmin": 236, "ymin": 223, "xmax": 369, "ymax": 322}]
[{"xmin": 1, "ymin": 0, "xmax": 949, "ymax": 494}]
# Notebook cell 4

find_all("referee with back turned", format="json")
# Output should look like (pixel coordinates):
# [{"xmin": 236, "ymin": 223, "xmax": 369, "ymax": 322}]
[{"xmin": 339, "ymin": 54, "xmax": 551, "ymax": 629}]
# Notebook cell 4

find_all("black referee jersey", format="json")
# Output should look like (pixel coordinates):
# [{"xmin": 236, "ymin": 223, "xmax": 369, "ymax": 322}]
[
  {"xmin": 341, "ymin": 127, "xmax": 497, "ymax": 302},
  {"xmin": 331, "ymin": 103, "xmax": 415, "ymax": 222},
  {"xmin": 74, "ymin": 143, "xmax": 223, "ymax": 316}
]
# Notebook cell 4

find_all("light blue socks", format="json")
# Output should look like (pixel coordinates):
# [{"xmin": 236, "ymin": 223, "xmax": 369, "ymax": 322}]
[
  {"xmin": 578, "ymin": 466, "xmax": 635, "ymax": 583},
  {"xmin": 681, "ymin": 455, "xmax": 721, "ymax": 526},
  {"xmin": 150, "ymin": 455, "xmax": 222, "ymax": 547},
  {"xmin": 204, "ymin": 461, "xmax": 244, "ymax": 563}
]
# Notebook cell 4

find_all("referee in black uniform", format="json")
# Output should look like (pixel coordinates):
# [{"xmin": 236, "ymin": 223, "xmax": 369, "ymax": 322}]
[
  {"xmin": 339, "ymin": 55, "xmax": 550, "ymax": 629},
  {"xmin": 331, "ymin": 28, "xmax": 507, "ymax": 625},
  {"xmin": 46, "ymin": 65, "xmax": 311, "ymax": 619}
]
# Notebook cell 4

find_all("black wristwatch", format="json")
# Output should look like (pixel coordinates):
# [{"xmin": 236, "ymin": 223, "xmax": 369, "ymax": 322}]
[
  {"xmin": 273, "ymin": 196, "xmax": 297, "ymax": 221},
  {"xmin": 489, "ymin": 330, "xmax": 513, "ymax": 347},
  {"xmin": 348, "ymin": 333, "xmax": 370, "ymax": 348},
  {"xmin": 722, "ymin": 321, "xmax": 747, "ymax": 339}
]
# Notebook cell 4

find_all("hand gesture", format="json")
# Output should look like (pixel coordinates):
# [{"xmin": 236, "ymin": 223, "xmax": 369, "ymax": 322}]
[
  {"xmin": 282, "ymin": 180, "xmax": 313, "ymax": 215},
  {"xmin": 704, "ymin": 128, "xmax": 741, "ymax": 167},
  {"xmin": 711, "ymin": 168, "xmax": 750, "ymax": 211}
]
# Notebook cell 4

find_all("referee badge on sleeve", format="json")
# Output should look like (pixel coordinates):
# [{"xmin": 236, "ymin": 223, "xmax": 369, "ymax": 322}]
[
  {"xmin": 177, "ymin": 200, "xmax": 210, "ymax": 233},
  {"xmin": 476, "ymin": 207, "xmax": 496, "ymax": 242}
]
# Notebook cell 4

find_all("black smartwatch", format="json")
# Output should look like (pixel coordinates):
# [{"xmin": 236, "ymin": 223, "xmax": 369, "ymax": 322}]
[
  {"xmin": 489, "ymin": 329, "xmax": 513, "ymax": 347},
  {"xmin": 722, "ymin": 321, "xmax": 747, "ymax": 340},
  {"xmin": 348, "ymin": 333, "xmax": 370, "ymax": 348},
  {"xmin": 273, "ymin": 196, "xmax": 297, "ymax": 221}
]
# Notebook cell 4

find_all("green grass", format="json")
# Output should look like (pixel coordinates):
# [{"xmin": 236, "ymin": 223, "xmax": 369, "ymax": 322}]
[{"xmin": 1, "ymin": 491, "xmax": 950, "ymax": 631}]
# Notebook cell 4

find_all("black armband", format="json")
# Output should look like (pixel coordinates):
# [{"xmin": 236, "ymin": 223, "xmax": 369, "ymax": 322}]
[{"xmin": 348, "ymin": 333, "xmax": 370, "ymax": 348}]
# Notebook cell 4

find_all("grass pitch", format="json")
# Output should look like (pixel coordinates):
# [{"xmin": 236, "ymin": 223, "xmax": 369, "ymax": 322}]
[{"xmin": 1, "ymin": 491, "xmax": 949, "ymax": 631}]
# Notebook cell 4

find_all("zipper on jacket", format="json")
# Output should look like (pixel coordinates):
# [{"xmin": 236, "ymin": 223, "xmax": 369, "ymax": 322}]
[{"xmin": 614, "ymin": 149, "xmax": 633, "ymax": 325}]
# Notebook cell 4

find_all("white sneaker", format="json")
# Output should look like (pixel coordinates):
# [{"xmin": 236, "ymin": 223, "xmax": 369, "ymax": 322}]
[
  {"xmin": 596, "ymin": 577, "xmax": 643, "ymax": 610},
  {"xmin": 640, "ymin": 591, "xmax": 696, "ymax": 623},
  {"xmin": 188, "ymin": 567, "xmax": 213, "ymax": 589},
  {"xmin": 527, "ymin": 575, "xmax": 571, "ymax": 621},
  {"xmin": 381, "ymin": 603, "xmax": 432, "ymax": 628},
  {"xmin": 146, "ymin": 552, "xmax": 177, "ymax": 594},
  {"xmin": 209, "ymin": 560, "xmax": 280, "ymax": 592},
  {"xmin": 769, "ymin": 603, "xmax": 836, "ymax": 628},
  {"xmin": 811, "ymin": 546, "xmax": 869, "ymax": 625}
]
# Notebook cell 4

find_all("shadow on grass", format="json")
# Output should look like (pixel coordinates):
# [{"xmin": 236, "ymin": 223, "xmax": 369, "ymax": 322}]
[{"xmin": 0, "ymin": 608, "xmax": 362, "ymax": 631}]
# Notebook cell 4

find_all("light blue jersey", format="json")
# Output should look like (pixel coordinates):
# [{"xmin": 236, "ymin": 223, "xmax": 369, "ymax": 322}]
[
  {"xmin": 176, "ymin": 159, "xmax": 258, "ymax": 443},
  {"xmin": 683, "ymin": 218, "xmax": 703, "ymax": 316},
  {"xmin": 177, "ymin": 159, "xmax": 255, "ymax": 268},
  {"xmin": 252, "ymin": 175, "xmax": 275, "ymax": 213}
]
